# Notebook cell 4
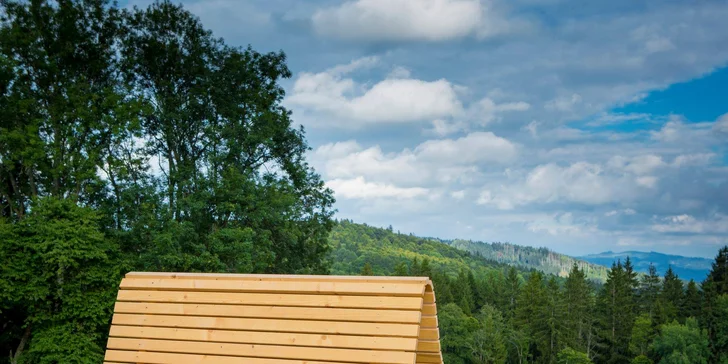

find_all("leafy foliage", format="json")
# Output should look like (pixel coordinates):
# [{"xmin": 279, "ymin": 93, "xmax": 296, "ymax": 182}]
[{"xmin": 0, "ymin": 0, "xmax": 333, "ymax": 361}]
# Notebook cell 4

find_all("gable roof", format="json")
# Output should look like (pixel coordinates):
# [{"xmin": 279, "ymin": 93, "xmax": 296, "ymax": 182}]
[{"xmin": 103, "ymin": 272, "xmax": 443, "ymax": 364}]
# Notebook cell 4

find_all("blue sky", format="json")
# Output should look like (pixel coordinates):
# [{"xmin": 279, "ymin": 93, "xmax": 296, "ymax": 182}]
[{"xmin": 128, "ymin": 0, "xmax": 728, "ymax": 258}]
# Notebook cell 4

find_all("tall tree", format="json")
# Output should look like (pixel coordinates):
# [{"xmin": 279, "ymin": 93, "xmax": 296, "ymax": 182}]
[
  {"xmin": 503, "ymin": 266, "xmax": 521, "ymax": 321},
  {"xmin": 516, "ymin": 271, "xmax": 547, "ymax": 361},
  {"xmin": 658, "ymin": 266, "xmax": 684, "ymax": 324},
  {"xmin": 703, "ymin": 246, "xmax": 728, "ymax": 363},
  {"xmin": 638, "ymin": 264, "xmax": 661, "ymax": 318},
  {"xmin": 596, "ymin": 259, "xmax": 638, "ymax": 363},
  {"xmin": 681, "ymin": 280, "xmax": 701, "ymax": 320},
  {"xmin": 564, "ymin": 264, "xmax": 596, "ymax": 358},
  {"xmin": 120, "ymin": 0, "xmax": 335, "ymax": 274}
]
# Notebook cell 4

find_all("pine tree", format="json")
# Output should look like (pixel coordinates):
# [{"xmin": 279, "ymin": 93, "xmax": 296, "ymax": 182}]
[
  {"xmin": 638, "ymin": 263, "xmax": 661, "ymax": 318},
  {"xmin": 454, "ymin": 268, "xmax": 475, "ymax": 315},
  {"xmin": 516, "ymin": 271, "xmax": 547, "ymax": 361},
  {"xmin": 394, "ymin": 261, "xmax": 409, "ymax": 276},
  {"xmin": 538, "ymin": 276, "xmax": 567, "ymax": 362},
  {"xmin": 659, "ymin": 266, "xmax": 684, "ymax": 324},
  {"xmin": 420, "ymin": 258, "xmax": 433, "ymax": 278},
  {"xmin": 361, "ymin": 262, "xmax": 374, "ymax": 276},
  {"xmin": 703, "ymin": 246, "xmax": 728, "ymax": 362},
  {"xmin": 596, "ymin": 260, "xmax": 638, "ymax": 363},
  {"xmin": 411, "ymin": 257, "xmax": 421, "ymax": 276},
  {"xmin": 564, "ymin": 264, "xmax": 595, "ymax": 358},
  {"xmin": 504, "ymin": 267, "xmax": 521, "ymax": 321},
  {"xmin": 681, "ymin": 279, "xmax": 701, "ymax": 320}
]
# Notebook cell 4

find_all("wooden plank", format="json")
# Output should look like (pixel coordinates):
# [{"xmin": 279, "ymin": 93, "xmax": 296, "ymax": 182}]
[
  {"xmin": 108, "ymin": 325, "xmax": 418, "ymax": 351},
  {"xmin": 418, "ymin": 329, "xmax": 439, "ymax": 340},
  {"xmin": 107, "ymin": 338, "xmax": 416, "ymax": 364},
  {"xmin": 114, "ymin": 301, "xmax": 421, "ymax": 324},
  {"xmin": 112, "ymin": 314, "xmax": 420, "ymax": 337},
  {"xmin": 120, "ymin": 278, "xmax": 425, "ymax": 296},
  {"xmin": 416, "ymin": 340, "xmax": 441, "ymax": 352},
  {"xmin": 423, "ymin": 292, "xmax": 435, "ymax": 304},
  {"xmin": 126, "ymin": 272, "xmax": 431, "ymax": 284},
  {"xmin": 421, "ymin": 304, "xmax": 436, "ymax": 315},
  {"xmin": 117, "ymin": 290, "xmax": 424, "ymax": 310},
  {"xmin": 420, "ymin": 316, "xmax": 437, "ymax": 328},
  {"xmin": 416, "ymin": 352, "xmax": 442, "ymax": 363},
  {"xmin": 105, "ymin": 350, "xmax": 348, "ymax": 364}
]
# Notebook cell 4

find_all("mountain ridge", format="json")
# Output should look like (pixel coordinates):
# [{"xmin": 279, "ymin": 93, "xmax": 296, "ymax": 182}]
[{"xmin": 579, "ymin": 250, "xmax": 712, "ymax": 281}]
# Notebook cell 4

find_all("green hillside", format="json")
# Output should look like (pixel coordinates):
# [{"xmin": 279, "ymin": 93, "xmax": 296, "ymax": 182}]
[
  {"xmin": 329, "ymin": 220, "xmax": 528, "ymax": 278},
  {"xmin": 329, "ymin": 220, "xmax": 608, "ymax": 283},
  {"xmin": 445, "ymin": 239, "xmax": 610, "ymax": 282}
]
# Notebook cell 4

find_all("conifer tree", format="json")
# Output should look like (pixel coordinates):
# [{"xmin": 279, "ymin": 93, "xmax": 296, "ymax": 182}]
[
  {"xmin": 564, "ymin": 264, "xmax": 595, "ymax": 357},
  {"xmin": 659, "ymin": 266, "xmax": 684, "ymax": 324},
  {"xmin": 638, "ymin": 263, "xmax": 661, "ymax": 318}
]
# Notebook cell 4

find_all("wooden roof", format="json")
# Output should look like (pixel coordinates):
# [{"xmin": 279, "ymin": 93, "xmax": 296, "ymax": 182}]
[{"xmin": 103, "ymin": 272, "xmax": 443, "ymax": 364}]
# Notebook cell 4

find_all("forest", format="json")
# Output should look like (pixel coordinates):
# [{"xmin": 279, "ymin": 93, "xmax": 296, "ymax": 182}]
[
  {"xmin": 332, "ymin": 221, "xmax": 728, "ymax": 364},
  {"xmin": 1, "ymin": 1, "xmax": 727, "ymax": 364}
]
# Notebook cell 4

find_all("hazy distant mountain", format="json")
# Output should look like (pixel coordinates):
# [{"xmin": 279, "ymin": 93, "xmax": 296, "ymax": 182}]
[{"xmin": 578, "ymin": 251, "xmax": 712, "ymax": 282}]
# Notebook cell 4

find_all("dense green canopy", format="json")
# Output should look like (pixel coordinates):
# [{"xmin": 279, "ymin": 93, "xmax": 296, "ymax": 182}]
[{"xmin": 0, "ymin": 0, "xmax": 333, "ymax": 361}]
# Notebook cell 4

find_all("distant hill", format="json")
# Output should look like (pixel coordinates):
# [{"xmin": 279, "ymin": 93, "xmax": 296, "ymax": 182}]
[
  {"xmin": 579, "ymin": 251, "xmax": 712, "ymax": 282},
  {"xmin": 328, "ymin": 220, "xmax": 527, "ymax": 278},
  {"xmin": 442, "ymin": 239, "xmax": 610, "ymax": 282},
  {"xmin": 328, "ymin": 220, "xmax": 607, "ymax": 283}
]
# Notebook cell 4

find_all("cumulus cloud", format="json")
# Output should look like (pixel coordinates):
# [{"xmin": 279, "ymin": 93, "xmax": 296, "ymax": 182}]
[
  {"xmin": 327, "ymin": 177, "xmax": 429, "ymax": 199},
  {"xmin": 312, "ymin": 131, "xmax": 517, "ymax": 190},
  {"xmin": 652, "ymin": 214, "xmax": 728, "ymax": 235},
  {"xmin": 286, "ymin": 57, "xmax": 463, "ymax": 125},
  {"xmin": 311, "ymin": 0, "xmax": 524, "ymax": 42}
]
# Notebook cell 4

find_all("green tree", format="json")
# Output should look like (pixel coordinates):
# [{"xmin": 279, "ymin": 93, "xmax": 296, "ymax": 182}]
[
  {"xmin": 629, "ymin": 314, "xmax": 653, "ymax": 357},
  {"xmin": 557, "ymin": 347, "xmax": 593, "ymax": 364},
  {"xmin": 393, "ymin": 261, "xmax": 409, "ymax": 276},
  {"xmin": 658, "ymin": 267, "xmax": 684, "ymax": 324},
  {"xmin": 0, "ymin": 198, "xmax": 122, "ymax": 363},
  {"xmin": 439, "ymin": 303, "xmax": 479, "ymax": 363},
  {"xmin": 470, "ymin": 304, "xmax": 508, "ymax": 364},
  {"xmin": 680, "ymin": 280, "xmax": 701, "ymax": 320},
  {"xmin": 516, "ymin": 271, "xmax": 547, "ymax": 361},
  {"xmin": 503, "ymin": 266, "xmax": 521, "ymax": 321},
  {"xmin": 564, "ymin": 264, "xmax": 596, "ymax": 357},
  {"xmin": 639, "ymin": 264, "xmax": 662, "ymax": 318},
  {"xmin": 631, "ymin": 355, "xmax": 653, "ymax": 364},
  {"xmin": 361, "ymin": 262, "xmax": 374, "ymax": 276},
  {"xmin": 703, "ymin": 246, "xmax": 728, "ymax": 362},
  {"xmin": 652, "ymin": 318, "xmax": 709, "ymax": 364},
  {"xmin": 596, "ymin": 259, "xmax": 639, "ymax": 363},
  {"xmin": 538, "ymin": 276, "xmax": 567, "ymax": 362}
]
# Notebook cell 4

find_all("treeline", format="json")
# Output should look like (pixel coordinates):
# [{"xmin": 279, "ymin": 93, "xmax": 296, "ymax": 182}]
[
  {"xmin": 337, "ymin": 222, "xmax": 728, "ymax": 364},
  {"xmin": 0, "ymin": 0, "xmax": 334, "ymax": 362}
]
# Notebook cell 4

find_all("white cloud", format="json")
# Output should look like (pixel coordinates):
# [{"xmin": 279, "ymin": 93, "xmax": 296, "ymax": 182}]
[
  {"xmin": 672, "ymin": 153, "xmax": 715, "ymax": 167},
  {"xmin": 287, "ymin": 57, "xmax": 463, "ymax": 125},
  {"xmin": 545, "ymin": 94, "xmax": 582, "ymax": 112},
  {"xmin": 327, "ymin": 177, "xmax": 429, "ymax": 199},
  {"xmin": 652, "ymin": 214, "xmax": 728, "ymax": 234},
  {"xmin": 451, "ymin": 190, "xmax": 466, "ymax": 199},
  {"xmin": 471, "ymin": 97, "xmax": 530, "ymax": 125},
  {"xmin": 312, "ymin": 0, "xmax": 519, "ymax": 42},
  {"xmin": 312, "ymin": 131, "xmax": 517, "ymax": 188},
  {"xmin": 478, "ymin": 161, "xmax": 658, "ymax": 209},
  {"xmin": 414, "ymin": 132, "xmax": 518, "ymax": 164},
  {"xmin": 714, "ymin": 113, "xmax": 728, "ymax": 133},
  {"xmin": 427, "ymin": 119, "xmax": 468, "ymax": 137}
]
